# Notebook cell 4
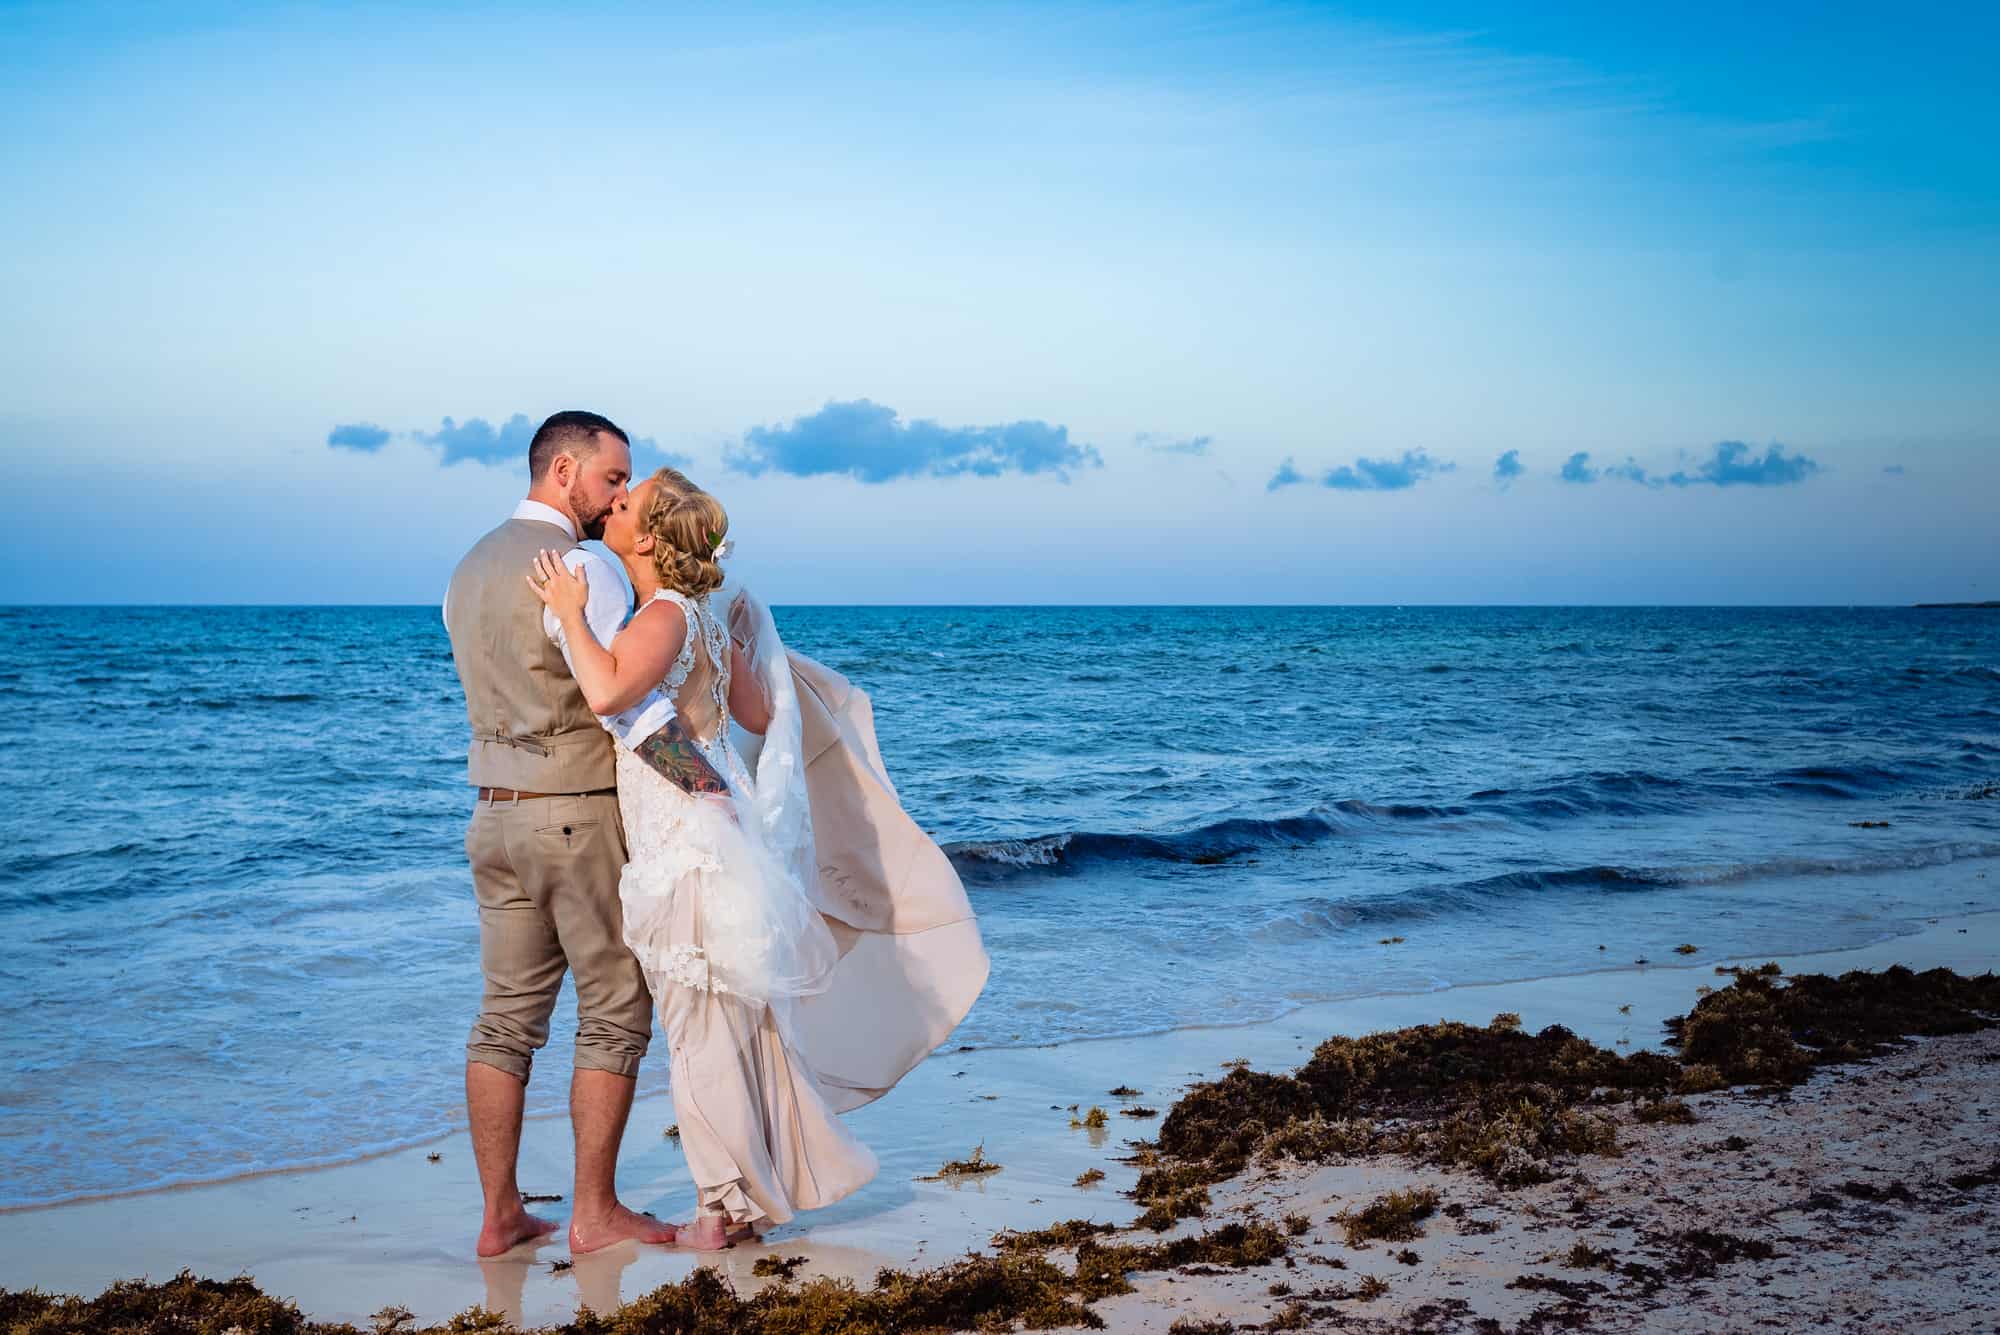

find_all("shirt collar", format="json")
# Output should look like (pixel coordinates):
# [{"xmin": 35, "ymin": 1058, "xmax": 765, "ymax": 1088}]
[{"xmin": 512, "ymin": 498, "xmax": 577, "ymax": 542}]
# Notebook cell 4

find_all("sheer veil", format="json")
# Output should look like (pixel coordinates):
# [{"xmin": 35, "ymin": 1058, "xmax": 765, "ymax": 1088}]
[{"xmin": 684, "ymin": 577, "xmax": 835, "ymax": 1005}]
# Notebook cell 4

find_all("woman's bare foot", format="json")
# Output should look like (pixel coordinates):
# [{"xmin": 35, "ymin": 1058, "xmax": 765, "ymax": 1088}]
[
  {"xmin": 679, "ymin": 1213, "xmax": 734, "ymax": 1251},
  {"xmin": 568, "ymin": 1203, "xmax": 679, "ymax": 1254},
  {"xmin": 476, "ymin": 1203, "xmax": 560, "ymax": 1257}
]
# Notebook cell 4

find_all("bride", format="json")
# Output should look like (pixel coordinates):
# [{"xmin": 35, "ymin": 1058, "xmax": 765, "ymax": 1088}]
[{"xmin": 527, "ymin": 467, "xmax": 892, "ymax": 1250}]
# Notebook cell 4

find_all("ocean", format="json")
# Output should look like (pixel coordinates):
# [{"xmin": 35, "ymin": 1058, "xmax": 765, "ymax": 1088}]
[{"xmin": 1, "ymin": 603, "xmax": 1996, "ymax": 1210}]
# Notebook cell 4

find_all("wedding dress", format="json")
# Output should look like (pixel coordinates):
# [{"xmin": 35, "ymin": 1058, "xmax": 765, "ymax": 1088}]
[{"xmin": 609, "ymin": 585, "xmax": 877, "ymax": 1228}]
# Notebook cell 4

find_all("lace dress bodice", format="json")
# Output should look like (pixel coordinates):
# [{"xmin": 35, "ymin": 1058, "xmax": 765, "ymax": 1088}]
[
  {"xmin": 650, "ymin": 588, "xmax": 738, "ymax": 763},
  {"xmin": 614, "ymin": 587, "xmax": 771, "ymax": 996},
  {"xmin": 601, "ymin": 589, "xmax": 746, "ymax": 782}
]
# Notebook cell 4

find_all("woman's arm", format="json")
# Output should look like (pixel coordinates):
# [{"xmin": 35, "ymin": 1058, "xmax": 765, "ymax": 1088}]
[
  {"xmin": 527, "ymin": 550, "xmax": 684, "ymax": 715},
  {"xmin": 726, "ymin": 638, "xmax": 773, "ymax": 735}
]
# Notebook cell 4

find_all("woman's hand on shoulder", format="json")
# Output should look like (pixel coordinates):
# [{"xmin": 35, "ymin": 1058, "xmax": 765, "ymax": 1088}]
[{"xmin": 526, "ymin": 549, "xmax": 589, "ymax": 620}]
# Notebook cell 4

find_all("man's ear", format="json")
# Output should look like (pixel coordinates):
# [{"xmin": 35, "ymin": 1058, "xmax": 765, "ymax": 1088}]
[{"xmin": 550, "ymin": 452, "xmax": 576, "ymax": 488}]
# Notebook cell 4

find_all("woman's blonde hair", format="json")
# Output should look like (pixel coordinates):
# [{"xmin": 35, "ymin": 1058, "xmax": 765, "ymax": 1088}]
[{"xmin": 638, "ymin": 467, "xmax": 729, "ymax": 596}]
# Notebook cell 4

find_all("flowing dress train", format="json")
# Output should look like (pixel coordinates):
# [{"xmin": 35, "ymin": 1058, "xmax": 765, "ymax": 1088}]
[{"xmin": 612, "ymin": 588, "xmax": 875, "ymax": 1227}]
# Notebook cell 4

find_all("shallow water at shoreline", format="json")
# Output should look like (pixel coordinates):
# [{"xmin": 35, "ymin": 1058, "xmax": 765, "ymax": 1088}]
[{"xmin": 1, "ymin": 603, "xmax": 1996, "ymax": 1207}]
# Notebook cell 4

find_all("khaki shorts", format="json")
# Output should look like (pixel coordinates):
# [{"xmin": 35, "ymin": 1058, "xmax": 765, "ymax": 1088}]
[{"xmin": 463, "ymin": 792, "xmax": 651, "ymax": 1080}]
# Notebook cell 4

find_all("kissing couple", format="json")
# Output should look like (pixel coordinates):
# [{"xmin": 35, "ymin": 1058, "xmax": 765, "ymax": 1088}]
[{"xmin": 441, "ymin": 410, "xmax": 987, "ymax": 1255}]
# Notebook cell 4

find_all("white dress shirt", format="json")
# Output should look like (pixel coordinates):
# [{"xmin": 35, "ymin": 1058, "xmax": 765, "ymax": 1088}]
[{"xmin": 442, "ymin": 500, "xmax": 633, "ymax": 718}]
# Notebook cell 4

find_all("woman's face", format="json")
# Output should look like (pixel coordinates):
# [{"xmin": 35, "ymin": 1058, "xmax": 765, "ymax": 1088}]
[{"xmin": 602, "ymin": 478, "xmax": 655, "ymax": 559}]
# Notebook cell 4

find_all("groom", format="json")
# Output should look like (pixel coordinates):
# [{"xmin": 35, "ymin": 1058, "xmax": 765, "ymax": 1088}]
[{"xmin": 442, "ymin": 409, "xmax": 676, "ymax": 1256}]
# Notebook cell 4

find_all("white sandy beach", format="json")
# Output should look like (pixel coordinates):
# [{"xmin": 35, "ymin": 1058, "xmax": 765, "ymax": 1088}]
[{"xmin": 3, "ymin": 904, "xmax": 1995, "ymax": 1330}]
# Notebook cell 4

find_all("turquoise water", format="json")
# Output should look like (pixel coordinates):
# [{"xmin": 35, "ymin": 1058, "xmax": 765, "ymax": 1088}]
[{"xmin": 1, "ymin": 604, "xmax": 1996, "ymax": 1207}]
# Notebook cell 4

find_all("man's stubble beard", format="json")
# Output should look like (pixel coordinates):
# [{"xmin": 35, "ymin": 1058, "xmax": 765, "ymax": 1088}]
[{"xmin": 572, "ymin": 490, "xmax": 613, "ymax": 541}]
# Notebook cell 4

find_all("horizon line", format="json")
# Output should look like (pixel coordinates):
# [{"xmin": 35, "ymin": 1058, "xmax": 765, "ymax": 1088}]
[{"xmin": 0, "ymin": 602, "xmax": 1988, "ymax": 612}]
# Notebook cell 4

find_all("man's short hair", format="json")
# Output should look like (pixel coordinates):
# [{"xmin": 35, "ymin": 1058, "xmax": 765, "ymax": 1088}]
[{"xmin": 528, "ymin": 410, "xmax": 630, "ymax": 480}]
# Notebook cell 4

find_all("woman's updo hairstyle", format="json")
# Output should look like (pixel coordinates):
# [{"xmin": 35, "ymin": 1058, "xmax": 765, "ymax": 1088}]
[{"xmin": 639, "ymin": 467, "xmax": 728, "ymax": 597}]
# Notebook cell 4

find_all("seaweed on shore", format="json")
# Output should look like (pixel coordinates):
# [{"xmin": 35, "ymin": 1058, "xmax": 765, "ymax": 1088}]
[
  {"xmin": 1562, "ymin": 1241, "xmax": 1618, "ymax": 1270},
  {"xmin": 1130, "ymin": 1159, "xmax": 1220, "ymax": 1230},
  {"xmin": 0, "ymin": 1273, "xmax": 343, "ymax": 1335},
  {"xmin": 917, "ymin": 1143, "xmax": 1002, "ymax": 1181},
  {"xmin": 1664, "ymin": 964, "xmax": 2000, "ymax": 1086},
  {"xmin": 1140, "ymin": 963, "xmax": 2000, "ymax": 1224},
  {"xmin": 993, "ymin": 1219, "xmax": 1120, "ymax": 1253},
  {"xmin": 1945, "ymin": 1158, "xmax": 2000, "ymax": 1192},
  {"xmin": 1336, "ymin": 1187, "xmax": 1440, "ymax": 1246},
  {"xmin": 1659, "ymin": 1228, "xmax": 1778, "ymax": 1279},
  {"xmin": 14, "ymin": 966, "xmax": 1990, "ymax": 1335},
  {"xmin": 1069, "ymin": 1222, "xmax": 1291, "ymax": 1301},
  {"xmin": 0, "ymin": 1223, "xmax": 1292, "ymax": 1335},
  {"xmin": 1154, "ymin": 1012, "xmax": 1677, "ymax": 1201}
]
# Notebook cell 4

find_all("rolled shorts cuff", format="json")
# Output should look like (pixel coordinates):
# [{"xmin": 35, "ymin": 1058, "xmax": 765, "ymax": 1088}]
[
  {"xmin": 573, "ymin": 1045, "xmax": 646, "ymax": 1078},
  {"xmin": 466, "ymin": 1046, "xmax": 532, "ymax": 1082}
]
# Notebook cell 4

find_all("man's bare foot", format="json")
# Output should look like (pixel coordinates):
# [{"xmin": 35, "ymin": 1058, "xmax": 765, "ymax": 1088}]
[
  {"xmin": 569, "ymin": 1203, "xmax": 679, "ymax": 1254},
  {"xmin": 476, "ymin": 1205, "xmax": 560, "ymax": 1257}
]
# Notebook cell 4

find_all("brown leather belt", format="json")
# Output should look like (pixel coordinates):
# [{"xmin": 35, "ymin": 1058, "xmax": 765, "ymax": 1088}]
[{"xmin": 475, "ymin": 786, "xmax": 615, "ymax": 804}]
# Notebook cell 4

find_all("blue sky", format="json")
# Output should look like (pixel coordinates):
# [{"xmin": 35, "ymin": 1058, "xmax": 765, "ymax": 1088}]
[{"xmin": 2, "ymin": 1, "xmax": 1994, "ymax": 604}]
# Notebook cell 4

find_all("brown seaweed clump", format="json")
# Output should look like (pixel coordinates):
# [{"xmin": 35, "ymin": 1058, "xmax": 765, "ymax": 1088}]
[
  {"xmin": 1152, "ymin": 1011, "xmax": 1679, "ymax": 1209},
  {"xmin": 1337, "ymin": 1187, "xmax": 1441, "ymax": 1246},
  {"xmin": 916, "ymin": 1143, "xmax": 1002, "ymax": 1181},
  {"xmin": 1256, "ymin": 1113, "xmax": 1380, "ymax": 1164},
  {"xmin": 1563, "ymin": 1241, "xmax": 1618, "ymax": 1270},
  {"xmin": 0, "ymin": 1273, "xmax": 356, "ymax": 1335},
  {"xmin": 1130, "ymin": 1159, "xmax": 1215, "ymax": 1231},
  {"xmin": 1068, "ymin": 1222, "xmax": 1291, "ymax": 1301},
  {"xmin": 992, "ymin": 1219, "xmax": 1119, "ymax": 1253},
  {"xmin": 1664, "ymin": 964, "xmax": 2000, "ymax": 1087}
]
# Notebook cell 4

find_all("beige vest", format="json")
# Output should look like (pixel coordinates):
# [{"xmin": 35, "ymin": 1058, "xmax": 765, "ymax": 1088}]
[{"xmin": 446, "ymin": 517, "xmax": 616, "ymax": 792}]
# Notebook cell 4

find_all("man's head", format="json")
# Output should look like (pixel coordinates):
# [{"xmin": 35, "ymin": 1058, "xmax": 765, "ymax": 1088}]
[{"xmin": 526, "ymin": 410, "xmax": 632, "ymax": 540}]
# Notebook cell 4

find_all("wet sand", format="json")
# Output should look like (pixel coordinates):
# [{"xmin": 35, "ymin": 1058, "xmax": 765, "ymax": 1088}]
[{"xmin": 1, "ymin": 909, "xmax": 1994, "ymax": 1329}]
